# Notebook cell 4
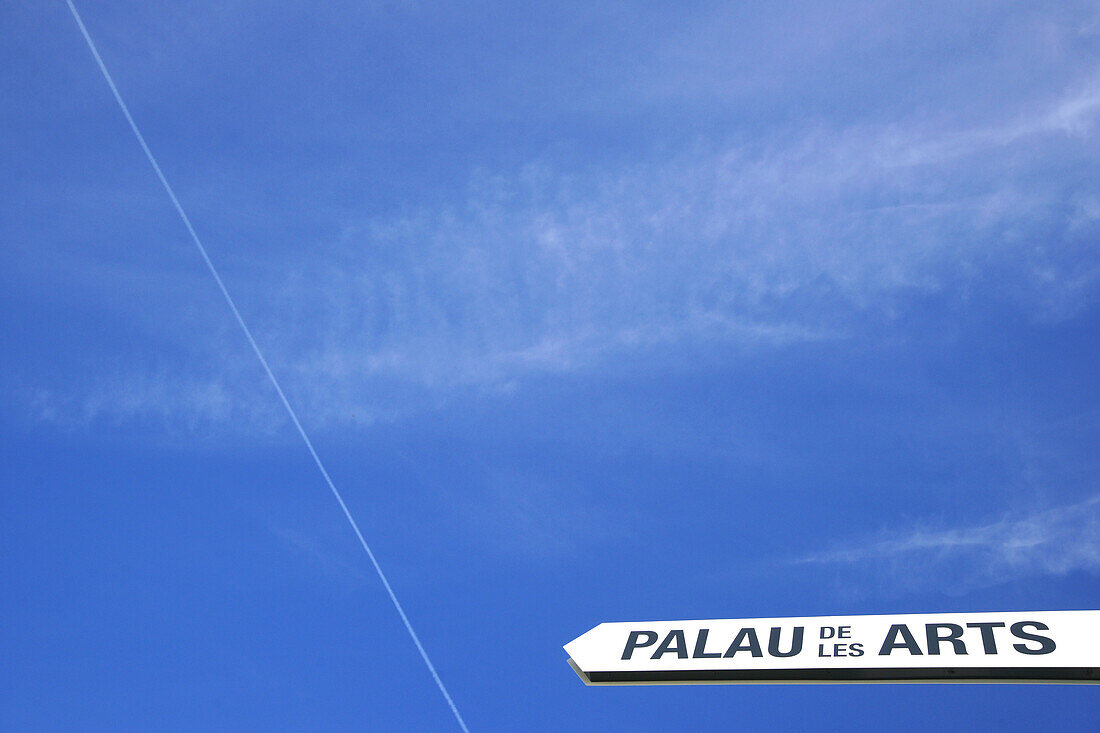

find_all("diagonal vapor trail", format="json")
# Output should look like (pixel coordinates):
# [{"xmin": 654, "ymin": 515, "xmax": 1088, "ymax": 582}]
[{"xmin": 63, "ymin": 2, "xmax": 469, "ymax": 730}]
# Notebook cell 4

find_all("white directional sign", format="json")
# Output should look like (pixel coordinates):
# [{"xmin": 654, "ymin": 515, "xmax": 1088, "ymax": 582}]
[{"xmin": 565, "ymin": 611, "xmax": 1100, "ymax": 685}]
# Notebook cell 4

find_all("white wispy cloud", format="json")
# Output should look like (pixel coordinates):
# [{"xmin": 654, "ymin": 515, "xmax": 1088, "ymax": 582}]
[
  {"xmin": 20, "ymin": 78, "xmax": 1100, "ymax": 436},
  {"xmin": 27, "ymin": 368, "xmax": 285, "ymax": 438},
  {"xmin": 794, "ymin": 493, "xmax": 1100, "ymax": 590}
]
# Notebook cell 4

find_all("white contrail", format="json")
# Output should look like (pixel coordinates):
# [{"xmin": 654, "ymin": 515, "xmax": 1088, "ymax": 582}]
[{"xmin": 63, "ymin": 3, "xmax": 469, "ymax": 729}]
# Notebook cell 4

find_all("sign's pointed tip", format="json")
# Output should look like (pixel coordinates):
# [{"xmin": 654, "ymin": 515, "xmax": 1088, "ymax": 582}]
[{"xmin": 564, "ymin": 623, "xmax": 604, "ymax": 655}]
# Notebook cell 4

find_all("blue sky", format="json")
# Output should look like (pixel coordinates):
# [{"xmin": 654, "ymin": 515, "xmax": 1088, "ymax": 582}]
[{"xmin": 2, "ymin": 0, "xmax": 1099, "ymax": 729}]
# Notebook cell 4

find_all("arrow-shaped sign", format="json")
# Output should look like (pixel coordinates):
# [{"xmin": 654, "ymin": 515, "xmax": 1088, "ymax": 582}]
[{"xmin": 565, "ymin": 610, "xmax": 1100, "ymax": 685}]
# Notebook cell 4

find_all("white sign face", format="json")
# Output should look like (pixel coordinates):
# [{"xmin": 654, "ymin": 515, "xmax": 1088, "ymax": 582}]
[{"xmin": 565, "ymin": 611, "xmax": 1100, "ymax": 685}]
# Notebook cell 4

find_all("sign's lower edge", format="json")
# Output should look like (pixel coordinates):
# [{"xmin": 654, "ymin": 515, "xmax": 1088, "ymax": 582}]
[{"xmin": 566, "ymin": 660, "xmax": 1099, "ymax": 686}]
